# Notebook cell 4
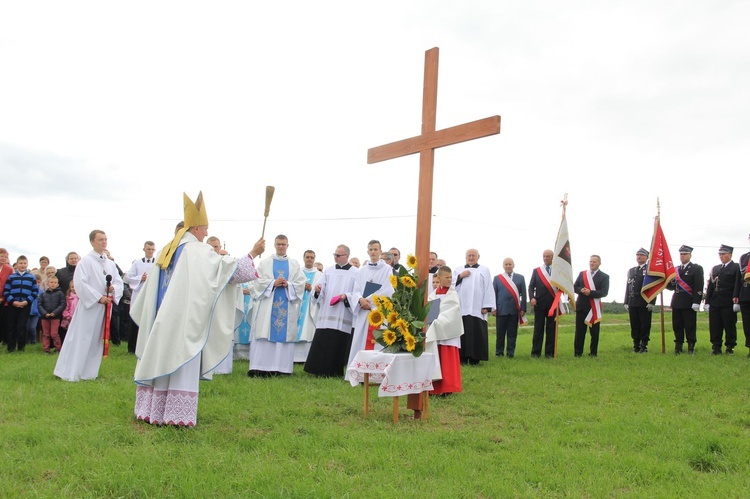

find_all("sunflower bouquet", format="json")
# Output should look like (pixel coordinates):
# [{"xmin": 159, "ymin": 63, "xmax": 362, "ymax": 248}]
[{"xmin": 368, "ymin": 254, "xmax": 431, "ymax": 357}]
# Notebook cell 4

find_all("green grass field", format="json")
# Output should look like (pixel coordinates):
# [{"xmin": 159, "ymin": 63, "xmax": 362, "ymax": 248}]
[{"xmin": 1, "ymin": 313, "xmax": 748, "ymax": 498}]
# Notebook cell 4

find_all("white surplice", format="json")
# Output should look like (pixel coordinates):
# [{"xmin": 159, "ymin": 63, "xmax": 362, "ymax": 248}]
[
  {"xmin": 346, "ymin": 259, "xmax": 395, "ymax": 368},
  {"xmin": 294, "ymin": 267, "xmax": 322, "ymax": 362},
  {"xmin": 54, "ymin": 250, "xmax": 123, "ymax": 382}
]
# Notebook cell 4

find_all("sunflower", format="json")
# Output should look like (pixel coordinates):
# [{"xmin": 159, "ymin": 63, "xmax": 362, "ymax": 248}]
[
  {"xmin": 368, "ymin": 309, "xmax": 384, "ymax": 328},
  {"xmin": 372, "ymin": 295, "xmax": 382, "ymax": 308},
  {"xmin": 401, "ymin": 275, "xmax": 416, "ymax": 288},
  {"xmin": 395, "ymin": 318, "xmax": 410, "ymax": 336},
  {"xmin": 382, "ymin": 329, "xmax": 397, "ymax": 346},
  {"xmin": 389, "ymin": 275, "xmax": 398, "ymax": 288},
  {"xmin": 387, "ymin": 310, "xmax": 399, "ymax": 324},
  {"xmin": 406, "ymin": 254, "xmax": 417, "ymax": 269},
  {"xmin": 404, "ymin": 332, "xmax": 416, "ymax": 351},
  {"xmin": 380, "ymin": 297, "xmax": 394, "ymax": 311}
]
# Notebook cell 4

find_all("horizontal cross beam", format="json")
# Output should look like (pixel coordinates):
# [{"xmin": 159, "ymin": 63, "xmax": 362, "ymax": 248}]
[{"xmin": 367, "ymin": 115, "xmax": 500, "ymax": 164}]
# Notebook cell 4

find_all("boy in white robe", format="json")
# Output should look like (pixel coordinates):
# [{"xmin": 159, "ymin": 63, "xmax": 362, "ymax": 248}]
[{"xmin": 347, "ymin": 240, "xmax": 395, "ymax": 368}]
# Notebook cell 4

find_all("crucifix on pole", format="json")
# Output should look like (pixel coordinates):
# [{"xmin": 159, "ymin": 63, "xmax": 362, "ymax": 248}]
[{"xmin": 367, "ymin": 47, "xmax": 501, "ymax": 282}]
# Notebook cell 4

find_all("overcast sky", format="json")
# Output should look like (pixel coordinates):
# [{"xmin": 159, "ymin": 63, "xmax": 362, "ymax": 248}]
[{"xmin": 1, "ymin": 0, "xmax": 748, "ymax": 302}]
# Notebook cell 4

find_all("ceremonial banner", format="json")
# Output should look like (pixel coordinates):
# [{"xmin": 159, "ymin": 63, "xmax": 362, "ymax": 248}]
[
  {"xmin": 550, "ymin": 209, "xmax": 575, "ymax": 312},
  {"xmin": 641, "ymin": 217, "xmax": 676, "ymax": 301}
]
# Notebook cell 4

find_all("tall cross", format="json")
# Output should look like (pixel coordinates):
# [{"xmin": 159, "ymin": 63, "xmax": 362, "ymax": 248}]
[{"xmin": 368, "ymin": 47, "xmax": 501, "ymax": 281}]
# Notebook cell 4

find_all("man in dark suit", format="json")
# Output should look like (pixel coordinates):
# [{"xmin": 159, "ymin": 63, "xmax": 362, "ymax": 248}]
[
  {"xmin": 735, "ymin": 235, "xmax": 750, "ymax": 357},
  {"xmin": 528, "ymin": 249, "xmax": 556, "ymax": 358},
  {"xmin": 666, "ymin": 245, "xmax": 704, "ymax": 354},
  {"xmin": 574, "ymin": 255, "xmax": 609, "ymax": 357},
  {"xmin": 492, "ymin": 257, "xmax": 527, "ymax": 358},
  {"xmin": 625, "ymin": 248, "xmax": 657, "ymax": 353},
  {"xmin": 704, "ymin": 244, "xmax": 740, "ymax": 354}
]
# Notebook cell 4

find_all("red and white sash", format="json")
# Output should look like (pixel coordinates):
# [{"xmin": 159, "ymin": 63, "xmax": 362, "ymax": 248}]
[
  {"xmin": 498, "ymin": 274, "xmax": 529, "ymax": 325},
  {"xmin": 583, "ymin": 270, "xmax": 602, "ymax": 326},
  {"xmin": 534, "ymin": 267, "xmax": 556, "ymax": 297}
]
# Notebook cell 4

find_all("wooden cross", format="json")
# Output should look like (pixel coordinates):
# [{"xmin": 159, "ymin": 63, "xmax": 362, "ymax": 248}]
[{"xmin": 367, "ymin": 47, "xmax": 501, "ymax": 281}]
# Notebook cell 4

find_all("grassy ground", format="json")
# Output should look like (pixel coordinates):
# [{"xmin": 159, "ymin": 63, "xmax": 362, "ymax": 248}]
[{"xmin": 1, "ymin": 313, "xmax": 749, "ymax": 497}]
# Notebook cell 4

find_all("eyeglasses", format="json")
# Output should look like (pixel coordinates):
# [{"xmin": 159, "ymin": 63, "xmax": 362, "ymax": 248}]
[{"xmin": 333, "ymin": 253, "xmax": 346, "ymax": 258}]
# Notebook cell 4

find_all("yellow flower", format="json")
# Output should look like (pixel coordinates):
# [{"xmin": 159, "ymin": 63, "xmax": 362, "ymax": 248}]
[
  {"xmin": 368, "ymin": 309, "xmax": 384, "ymax": 328},
  {"xmin": 383, "ymin": 329, "xmax": 397, "ymax": 346},
  {"xmin": 395, "ymin": 319, "xmax": 410, "ymax": 336},
  {"xmin": 404, "ymin": 332, "xmax": 416, "ymax": 351},
  {"xmin": 389, "ymin": 275, "xmax": 398, "ymax": 288},
  {"xmin": 401, "ymin": 276, "xmax": 416, "ymax": 288},
  {"xmin": 406, "ymin": 254, "xmax": 417, "ymax": 269},
  {"xmin": 387, "ymin": 310, "xmax": 399, "ymax": 324},
  {"xmin": 380, "ymin": 297, "xmax": 394, "ymax": 311},
  {"xmin": 372, "ymin": 295, "xmax": 382, "ymax": 308}
]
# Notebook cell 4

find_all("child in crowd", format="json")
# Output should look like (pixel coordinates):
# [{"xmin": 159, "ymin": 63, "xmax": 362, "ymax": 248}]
[
  {"xmin": 2, "ymin": 255, "xmax": 39, "ymax": 352},
  {"xmin": 26, "ymin": 274, "xmax": 43, "ymax": 344},
  {"xmin": 38, "ymin": 275, "xmax": 66, "ymax": 353},
  {"xmin": 41, "ymin": 266, "xmax": 57, "ymax": 292},
  {"xmin": 60, "ymin": 281, "xmax": 79, "ymax": 344}
]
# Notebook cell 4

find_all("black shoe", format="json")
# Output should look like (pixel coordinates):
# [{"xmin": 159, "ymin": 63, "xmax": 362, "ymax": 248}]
[
  {"xmin": 507, "ymin": 354, "xmax": 514, "ymax": 358},
  {"xmin": 495, "ymin": 353, "xmax": 504, "ymax": 357},
  {"xmin": 633, "ymin": 346, "xmax": 640, "ymax": 353},
  {"xmin": 639, "ymin": 346, "xmax": 648, "ymax": 354},
  {"xmin": 574, "ymin": 354, "xmax": 582, "ymax": 358},
  {"xmin": 711, "ymin": 349, "xmax": 722, "ymax": 355},
  {"xmin": 725, "ymin": 348, "xmax": 734, "ymax": 355},
  {"xmin": 531, "ymin": 354, "xmax": 541, "ymax": 358},
  {"xmin": 588, "ymin": 353, "xmax": 597, "ymax": 357}
]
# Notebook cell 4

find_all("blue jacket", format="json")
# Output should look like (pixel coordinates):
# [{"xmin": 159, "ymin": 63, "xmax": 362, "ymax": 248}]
[
  {"xmin": 493, "ymin": 273, "xmax": 527, "ymax": 316},
  {"xmin": 3, "ymin": 271, "xmax": 39, "ymax": 305}
]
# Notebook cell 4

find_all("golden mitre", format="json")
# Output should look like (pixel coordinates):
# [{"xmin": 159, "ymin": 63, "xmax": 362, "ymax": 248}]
[
  {"xmin": 184, "ymin": 191, "xmax": 208, "ymax": 227},
  {"xmin": 156, "ymin": 191, "xmax": 209, "ymax": 269}
]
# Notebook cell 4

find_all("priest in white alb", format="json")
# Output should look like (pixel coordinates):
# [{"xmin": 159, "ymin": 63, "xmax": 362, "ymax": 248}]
[
  {"xmin": 294, "ymin": 249, "xmax": 322, "ymax": 363},
  {"xmin": 248, "ymin": 234, "xmax": 307, "ymax": 376},
  {"xmin": 132, "ymin": 192, "xmax": 265, "ymax": 426}
]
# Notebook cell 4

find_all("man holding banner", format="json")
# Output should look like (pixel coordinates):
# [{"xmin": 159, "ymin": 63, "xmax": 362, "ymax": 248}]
[
  {"xmin": 666, "ymin": 245, "xmax": 704, "ymax": 354},
  {"xmin": 573, "ymin": 255, "xmax": 609, "ymax": 357}
]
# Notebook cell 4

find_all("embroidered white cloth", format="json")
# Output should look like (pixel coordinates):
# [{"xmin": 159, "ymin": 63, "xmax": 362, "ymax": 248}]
[{"xmin": 346, "ymin": 351, "xmax": 436, "ymax": 396}]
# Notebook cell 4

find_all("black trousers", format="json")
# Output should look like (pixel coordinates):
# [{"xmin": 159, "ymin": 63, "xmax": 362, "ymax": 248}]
[
  {"xmin": 629, "ymin": 306, "xmax": 652, "ymax": 346},
  {"xmin": 6, "ymin": 304, "xmax": 31, "ymax": 352},
  {"xmin": 574, "ymin": 311, "xmax": 600, "ymax": 356},
  {"xmin": 709, "ymin": 307, "xmax": 737, "ymax": 349},
  {"xmin": 531, "ymin": 306, "xmax": 555, "ymax": 357},
  {"xmin": 672, "ymin": 308, "xmax": 697, "ymax": 345}
]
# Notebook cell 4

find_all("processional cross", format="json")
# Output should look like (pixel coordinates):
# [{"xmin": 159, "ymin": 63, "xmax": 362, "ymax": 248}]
[{"xmin": 367, "ymin": 47, "xmax": 501, "ymax": 281}]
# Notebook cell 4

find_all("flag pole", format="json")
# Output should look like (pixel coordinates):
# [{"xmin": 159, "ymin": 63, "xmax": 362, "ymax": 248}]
[
  {"xmin": 553, "ymin": 194, "xmax": 568, "ymax": 360},
  {"xmin": 656, "ymin": 198, "xmax": 667, "ymax": 354}
]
